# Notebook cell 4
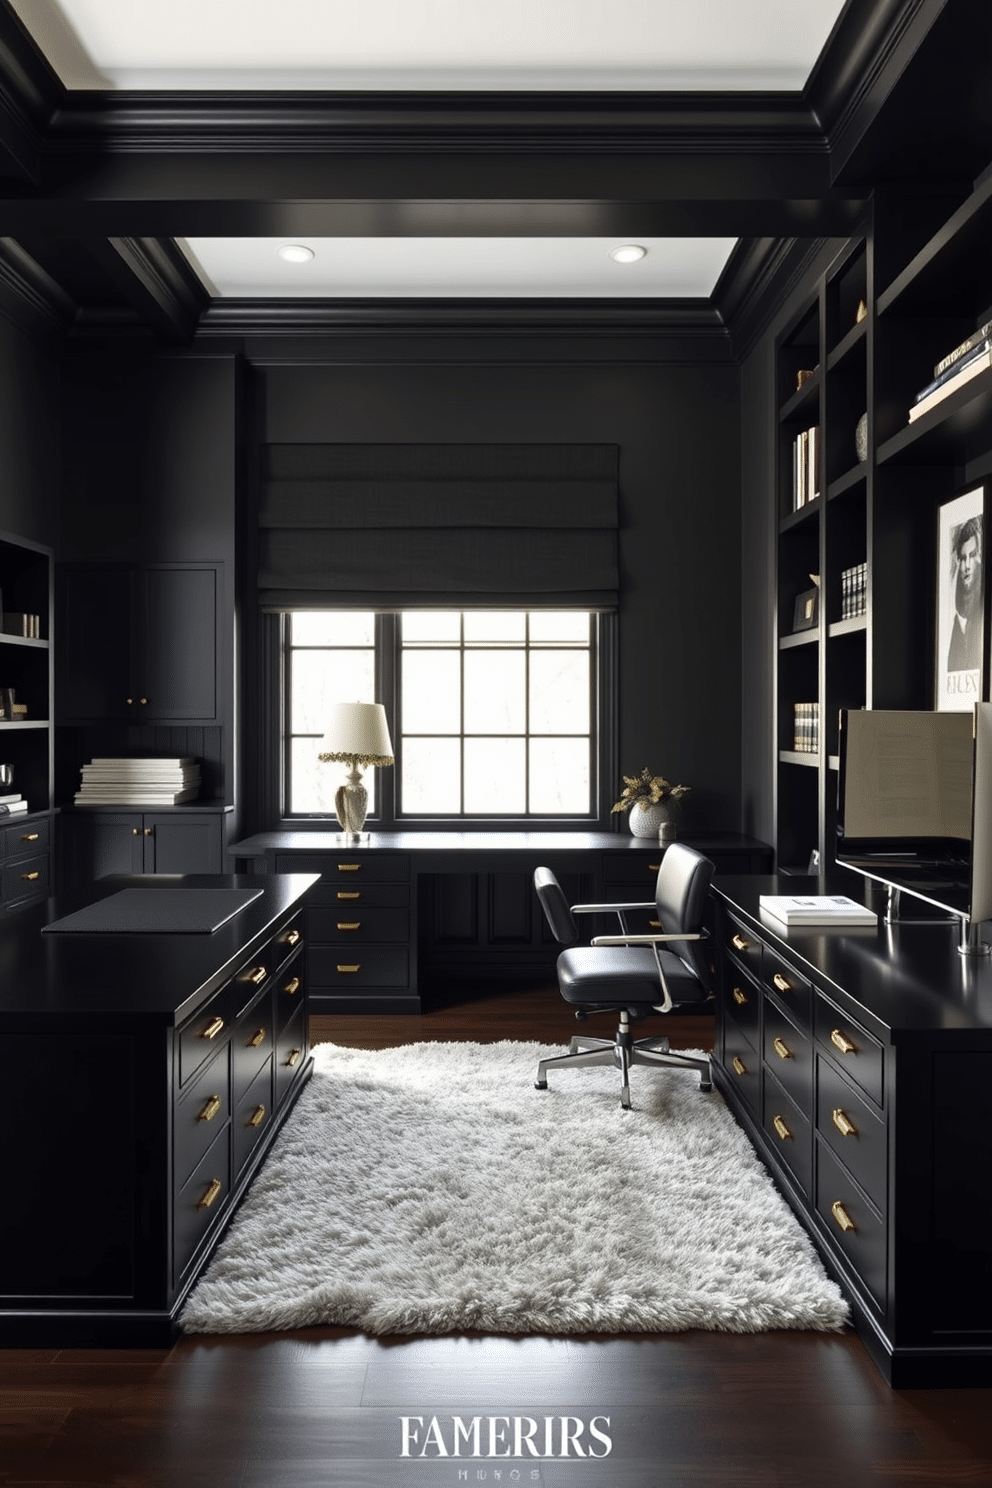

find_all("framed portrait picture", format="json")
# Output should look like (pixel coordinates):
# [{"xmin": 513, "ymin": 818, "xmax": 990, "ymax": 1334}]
[
  {"xmin": 936, "ymin": 482, "xmax": 986, "ymax": 711},
  {"xmin": 791, "ymin": 584, "xmax": 820, "ymax": 632}
]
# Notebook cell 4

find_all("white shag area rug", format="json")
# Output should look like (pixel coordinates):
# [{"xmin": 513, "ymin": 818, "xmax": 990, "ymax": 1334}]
[{"xmin": 180, "ymin": 1040, "xmax": 850, "ymax": 1337}]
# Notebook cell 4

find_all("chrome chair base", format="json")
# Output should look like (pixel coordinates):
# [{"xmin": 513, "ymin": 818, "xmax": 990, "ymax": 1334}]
[{"xmin": 535, "ymin": 1017, "xmax": 712, "ymax": 1110}]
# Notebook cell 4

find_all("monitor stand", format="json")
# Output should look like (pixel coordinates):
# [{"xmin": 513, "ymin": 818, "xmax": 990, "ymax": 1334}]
[{"xmin": 883, "ymin": 885, "xmax": 992, "ymax": 956}]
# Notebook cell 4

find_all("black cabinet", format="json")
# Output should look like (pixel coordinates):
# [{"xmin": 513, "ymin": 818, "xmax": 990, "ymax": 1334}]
[
  {"xmin": 61, "ymin": 809, "xmax": 226, "ymax": 885},
  {"xmin": 58, "ymin": 563, "xmax": 218, "ymax": 724}
]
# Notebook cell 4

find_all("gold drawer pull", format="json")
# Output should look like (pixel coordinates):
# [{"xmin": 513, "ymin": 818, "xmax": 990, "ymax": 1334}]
[
  {"xmin": 197, "ymin": 1095, "xmax": 222, "ymax": 1122},
  {"xmin": 21, "ymin": 871, "xmax": 40, "ymax": 881},
  {"xmin": 283, "ymin": 976, "xmax": 301, "ymax": 995},
  {"xmin": 286, "ymin": 1048, "xmax": 301, "ymax": 1068},
  {"xmin": 773, "ymin": 1036, "xmax": 793, "ymax": 1061},
  {"xmin": 132, "ymin": 827, "xmax": 140, "ymax": 835},
  {"xmin": 247, "ymin": 966, "xmax": 267, "ymax": 985},
  {"xmin": 337, "ymin": 890, "xmax": 360, "ymax": 900},
  {"xmin": 732, "ymin": 1055, "xmax": 747, "ymax": 1076},
  {"xmin": 284, "ymin": 929, "xmax": 301, "ymax": 947},
  {"xmin": 831, "ymin": 1200, "xmax": 856, "ymax": 1233},
  {"xmin": 772, "ymin": 972, "xmax": 791, "ymax": 993},
  {"xmin": 248, "ymin": 1028, "xmax": 266, "ymax": 1048},
  {"xmin": 649, "ymin": 919, "xmax": 662, "ymax": 928},
  {"xmin": 648, "ymin": 863, "xmax": 661, "ymax": 873},
  {"xmin": 731, "ymin": 933, "xmax": 749, "ymax": 952},
  {"xmin": 732, "ymin": 986, "xmax": 748, "ymax": 1006},
  {"xmin": 338, "ymin": 863, "xmax": 362, "ymax": 872},
  {"xmin": 337, "ymin": 921, "xmax": 361, "ymax": 931},
  {"xmin": 831, "ymin": 1107, "xmax": 858, "ymax": 1138},
  {"xmin": 200, "ymin": 1015, "xmax": 225, "ymax": 1040},
  {"xmin": 196, "ymin": 1178, "xmax": 222, "ymax": 1210},
  {"xmin": 772, "ymin": 1114, "xmax": 792, "ymax": 1141},
  {"xmin": 248, "ymin": 1104, "xmax": 266, "ymax": 1128},
  {"xmin": 337, "ymin": 964, "xmax": 360, "ymax": 973},
  {"xmin": 830, "ymin": 1028, "xmax": 857, "ymax": 1055},
  {"xmin": 21, "ymin": 832, "xmax": 39, "ymax": 842}
]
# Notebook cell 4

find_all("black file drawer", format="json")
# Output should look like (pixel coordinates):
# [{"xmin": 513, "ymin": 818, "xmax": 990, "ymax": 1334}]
[
  {"xmin": 723, "ymin": 1019, "xmax": 760, "ymax": 1117},
  {"xmin": 816, "ymin": 1137, "xmax": 887, "ymax": 1311},
  {"xmin": 277, "ymin": 853, "xmax": 409, "ymax": 884},
  {"xmin": 177, "ymin": 983, "xmax": 233, "ymax": 1087},
  {"xmin": 723, "ymin": 962, "xmax": 760, "ymax": 1048},
  {"xmin": 233, "ymin": 1058, "xmax": 273, "ymax": 1178},
  {"xmin": 723, "ymin": 911, "xmax": 762, "ymax": 983},
  {"xmin": 816, "ymin": 1057, "xmax": 887, "ymax": 1213},
  {"xmin": 3, "ymin": 851, "xmax": 49, "ymax": 906},
  {"xmin": 312, "ymin": 906, "xmax": 410, "ymax": 943},
  {"xmin": 814, "ymin": 995, "xmax": 884, "ymax": 1106},
  {"xmin": 174, "ymin": 1128, "xmax": 231, "ymax": 1285},
  {"xmin": 230, "ymin": 992, "xmax": 273, "ymax": 1105},
  {"xmin": 763, "ymin": 949, "xmax": 812, "ymax": 1029},
  {"xmin": 268, "ymin": 914, "xmax": 304, "ymax": 974},
  {"xmin": 310, "ymin": 881, "xmax": 409, "ymax": 910},
  {"xmin": 762, "ymin": 1071, "xmax": 813, "ymax": 1199},
  {"xmin": 274, "ymin": 956, "xmax": 305, "ymax": 1033},
  {"xmin": 174, "ymin": 1046, "xmax": 230, "ymax": 1191},
  {"xmin": 1, "ymin": 816, "xmax": 50, "ymax": 861},
  {"xmin": 275, "ymin": 1004, "xmax": 307, "ymax": 1107},
  {"xmin": 310, "ymin": 945, "xmax": 409, "ymax": 989},
  {"xmin": 763, "ymin": 999, "xmax": 813, "ymax": 1117}
]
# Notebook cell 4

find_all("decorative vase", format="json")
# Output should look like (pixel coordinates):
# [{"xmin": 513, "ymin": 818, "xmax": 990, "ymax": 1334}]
[
  {"xmin": 628, "ymin": 800, "xmax": 675, "ymax": 841},
  {"xmin": 855, "ymin": 411, "xmax": 868, "ymax": 463}
]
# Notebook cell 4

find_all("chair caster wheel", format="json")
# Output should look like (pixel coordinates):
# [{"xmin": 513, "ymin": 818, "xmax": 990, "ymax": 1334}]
[
  {"xmin": 699, "ymin": 1081, "xmax": 713, "ymax": 1093},
  {"xmin": 535, "ymin": 1080, "xmax": 548, "ymax": 1090}
]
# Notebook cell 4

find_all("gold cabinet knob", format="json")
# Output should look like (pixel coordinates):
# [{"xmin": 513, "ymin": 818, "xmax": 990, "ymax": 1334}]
[
  {"xmin": 772, "ymin": 1036, "xmax": 793, "ymax": 1060},
  {"xmin": 200, "ymin": 1015, "xmax": 225, "ymax": 1040},
  {"xmin": 732, "ymin": 986, "xmax": 748, "ymax": 1006},
  {"xmin": 143, "ymin": 827, "xmax": 153, "ymax": 836},
  {"xmin": 196, "ymin": 1178, "xmax": 222, "ymax": 1210},
  {"xmin": 139, "ymin": 697, "xmax": 148, "ymax": 706},
  {"xmin": 831, "ymin": 1200, "xmax": 856, "ymax": 1233},
  {"xmin": 21, "ymin": 832, "xmax": 39, "ymax": 842},
  {"xmin": 285, "ymin": 928, "xmax": 301, "ymax": 946},
  {"xmin": 772, "ymin": 1114, "xmax": 792, "ymax": 1141},
  {"xmin": 831, "ymin": 1107, "xmax": 858, "ymax": 1138},
  {"xmin": 21, "ymin": 871, "xmax": 40, "ymax": 881},
  {"xmin": 248, "ymin": 1028, "xmax": 266, "ymax": 1048},
  {"xmin": 731, "ymin": 933, "xmax": 749, "ymax": 952},
  {"xmin": 830, "ymin": 1028, "xmax": 857, "ymax": 1055},
  {"xmin": 732, "ymin": 1055, "xmax": 747, "ymax": 1076},
  {"xmin": 247, "ymin": 966, "xmax": 267, "ymax": 985},
  {"xmin": 197, "ymin": 1095, "xmax": 222, "ymax": 1122},
  {"xmin": 772, "ymin": 972, "xmax": 791, "ymax": 993},
  {"xmin": 247, "ymin": 1104, "xmax": 266, "ymax": 1129},
  {"xmin": 283, "ymin": 976, "xmax": 301, "ymax": 996},
  {"xmin": 286, "ymin": 1048, "xmax": 302, "ymax": 1068}
]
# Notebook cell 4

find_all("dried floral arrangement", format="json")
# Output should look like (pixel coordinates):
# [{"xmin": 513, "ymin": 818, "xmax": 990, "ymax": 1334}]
[{"xmin": 611, "ymin": 767, "xmax": 691, "ymax": 815}]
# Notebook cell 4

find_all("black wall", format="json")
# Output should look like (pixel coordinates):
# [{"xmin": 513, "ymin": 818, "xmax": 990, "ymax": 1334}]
[{"xmin": 0, "ymin": 312, "xmax": 58, "ymax": 548}]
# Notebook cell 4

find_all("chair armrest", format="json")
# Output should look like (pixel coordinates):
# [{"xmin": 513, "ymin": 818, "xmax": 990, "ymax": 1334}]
[
  {"xmin": 591, "ymin": 932, "xmax": 704, "ymax": 946},
  {"xmin": 571, "ymin": 901, "xmax": 654, "ymax": 915}
]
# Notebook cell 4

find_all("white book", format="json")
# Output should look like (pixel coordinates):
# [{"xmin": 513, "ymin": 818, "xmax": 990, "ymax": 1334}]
[
  {"xmin": 908, "ymin": 348, "xmax": 992, "ymax": 423},
  {"xmin": 758, "ymin": 894, "xmax": 877, "ymax": 927}
]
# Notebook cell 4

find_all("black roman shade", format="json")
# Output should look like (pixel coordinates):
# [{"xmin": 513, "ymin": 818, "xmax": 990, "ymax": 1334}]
[{"xmin": 258, "ymin": 443, "xmax": 619, "ymax": 609}]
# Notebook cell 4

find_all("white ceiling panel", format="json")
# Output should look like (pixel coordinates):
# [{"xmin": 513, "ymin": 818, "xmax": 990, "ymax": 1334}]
[
  {"xmin": 12, "ymin": 0, "xmax": 848, "ymax": 92},
  {"xmin": 180, "ymin": 237, "xmax": 739, "ymax": 299}
]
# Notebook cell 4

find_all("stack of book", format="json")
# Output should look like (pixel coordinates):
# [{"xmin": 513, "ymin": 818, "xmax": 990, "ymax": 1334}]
[
  {"xmin": 0, "ymin": 686, "xmax": 28, "ymax": 721},
  {"xmin": 840, "ymin": 562, "xmax": 867, "ymax": 619},
  {"xmin": 74, "ymin": 757, "xmax": 201, "ymax": 807},
  {"xmin": 793, "ymin": 702, "xmax": 820, "ymax": 753},
  {"xmin": 0, "ymin": 792, "xmax": 29, "ymax": 816},
  {"xmin": 792, "ymin": 425, "xmax": 820, "ymax": 509},
  {"xmin": 759, "ymin": 894, "xmax": 877, "ymax": 928},
  {"xmin": 2, "ymin": 612, "xmax": 42, "ymax": 638},
  {"xmin": 909, "ymin": 319, "xmax": 992, "ymax": 424}
]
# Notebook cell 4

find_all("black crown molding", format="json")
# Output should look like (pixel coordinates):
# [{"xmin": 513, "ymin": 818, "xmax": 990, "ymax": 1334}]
[
  {"xmin": 43, "ymin": 89, "xmax": 828, "ymax": 156},
  {"xmin": 0, "ymin": 233, "xmax": 73, "ymax": 337},
  {"xmin": 0, "ymin": 1, "xmax": 64, "ymax": 182},
  {"xmin": 84, "ymin": 236, "xmax": 211, "ymax": 344},
  {"xmin": 714, "ymin": 236, "xmax": 830, "ymax": 361},
  {"xmin": 194, "ymin": 296, "xmax": 732, "ymax": 346}
]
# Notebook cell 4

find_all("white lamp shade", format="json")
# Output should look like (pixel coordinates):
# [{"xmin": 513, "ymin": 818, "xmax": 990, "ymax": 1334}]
[{"xmin": 318, "ymin": 701, "xmax": 394, "ymax": 766}]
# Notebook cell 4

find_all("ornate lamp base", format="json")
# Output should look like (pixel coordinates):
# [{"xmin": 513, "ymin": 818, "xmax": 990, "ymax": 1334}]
[{"xmin": 334, "ymin": 765, "xmax": 368, "ymax": 839}]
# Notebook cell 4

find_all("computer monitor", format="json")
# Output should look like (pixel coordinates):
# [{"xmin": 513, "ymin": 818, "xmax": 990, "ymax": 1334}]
[{"xmin": 836, "ymin": 704, "xmax": 992, "ymax": 952}]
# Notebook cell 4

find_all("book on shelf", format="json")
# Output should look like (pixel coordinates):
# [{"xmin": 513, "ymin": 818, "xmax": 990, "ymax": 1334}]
[
  {"xmin": 0, "ymin": 800, "xmax": 29, "ymax": 815},
  {"xmin": 759, "ymin": 894, "xmax": 877, "ymax": 927},
  {"xmin": 0, "ymin": 793, "xmax": 24, "ymax": 805},
  {"xmin": 792, "ymin": 701, "xmax": 820, "ymax": 753},
  {"xmin": 2, "ymin": 612, "xmax": 40, "ymax": 638},
  {"xmin": 791, "ymin": 425, "xmax": 820, "ymax": 510},
  {"xmin": 73, "ymin": 785, "xmax": 201, "ymax": 806},
  {"xmin": 908, "ymin": 345, "xmax": 992, "ymax": 423},
  {"xmin": 840, "ymin": 562, "xmax": 867, "ymax": 620},
  {"xmin": 934, "ymin": 319, "xmax": 992, "ymax": 378}
]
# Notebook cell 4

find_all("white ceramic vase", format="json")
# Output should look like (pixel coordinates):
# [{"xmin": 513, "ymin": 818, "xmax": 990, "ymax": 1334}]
[{"xmin": 628, "ymin": 800, "xmax": 675, "ymax": 840}]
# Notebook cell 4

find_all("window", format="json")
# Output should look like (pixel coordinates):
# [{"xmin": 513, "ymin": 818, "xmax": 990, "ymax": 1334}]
[{"xmin": 283, "ymin": 610, "xmax": 606, "ymax": 822}]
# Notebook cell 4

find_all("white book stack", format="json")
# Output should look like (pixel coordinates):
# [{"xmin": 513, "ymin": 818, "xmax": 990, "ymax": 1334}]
[
  {"xmin": 74, "ymin": 757, "xmax": 201, "ymax": 807},
  {"xmin": 0, "ymin": 792, "xmax": 29, "ymax": 816}
]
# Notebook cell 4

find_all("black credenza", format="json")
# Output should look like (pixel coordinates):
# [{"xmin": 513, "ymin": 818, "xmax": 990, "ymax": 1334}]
[
  {"xmin": 229, "ymin": 830, "xmax": 772, "ymax": 1012},
  {"xmin": 0, "ymin": 871, "xmax": 318, "ymax": 1346},
  {"xmin": 710, "ymin": 874, "xmax": 992, "ymax": 1387}
]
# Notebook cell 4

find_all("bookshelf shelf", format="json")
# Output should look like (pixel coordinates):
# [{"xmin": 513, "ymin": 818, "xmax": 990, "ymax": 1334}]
[
  {"xmin": 828, "ymin": 615, "xmax": 868, "ymax": 640},
  {"xmin": 828, "ymin": 464, "xmax": 867, "ymax": 502},
  {"xmin": 0, "ymin": 528, "xmax": 53, "ymax": 910},
  {"xmin": 779, "ymin": 629, "xmax": 819, "ymax": 651},
  {"xmin": 0, "ymin": 633, "xmax": 49, "ymax": 651},
  {"xmin": 779, "ymin": 751, "xmax": 820, "ymax": 768},
  {"xmin": 877, "ymin": 373, "xmax": 992, "ymax": 467}
]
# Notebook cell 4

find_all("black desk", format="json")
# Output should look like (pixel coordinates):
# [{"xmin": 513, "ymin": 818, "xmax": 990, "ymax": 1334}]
[
  {"xmin": 711, "ymin": 873, "xmax": 992, "ymax": 1386},
  {"xmin": 229, "ymin": 830, "xmax": 772, "ymax": 1012},
  {"xmin": 0, "ymin": 872, "xmax": 318, "ymax": 1346}
]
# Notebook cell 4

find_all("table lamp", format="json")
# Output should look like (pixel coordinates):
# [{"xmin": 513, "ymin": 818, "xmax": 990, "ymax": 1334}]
[{"xmin": 317, "ymin": 701, "xmax": 394, "ymax": 840}]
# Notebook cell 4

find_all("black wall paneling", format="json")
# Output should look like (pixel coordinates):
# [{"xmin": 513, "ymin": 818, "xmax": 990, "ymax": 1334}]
[{"xmin": 258, "ymin": 441, "xmax": 619, "ymax": 609}]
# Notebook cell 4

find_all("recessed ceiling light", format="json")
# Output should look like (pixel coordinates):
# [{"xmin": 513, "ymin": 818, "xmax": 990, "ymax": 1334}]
[
  {"xmin": 609, "ymin": 244, "xmax": 647, "ymax": 264},
  {"xmin": 277, "ymin": 244, "xmax": 314, "ymax": 263}
]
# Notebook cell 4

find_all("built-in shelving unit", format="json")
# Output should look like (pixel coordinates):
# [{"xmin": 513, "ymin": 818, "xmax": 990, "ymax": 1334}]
[{"xmin": 772, "ymin": 177, "xmax": 992, "ymax": 871}]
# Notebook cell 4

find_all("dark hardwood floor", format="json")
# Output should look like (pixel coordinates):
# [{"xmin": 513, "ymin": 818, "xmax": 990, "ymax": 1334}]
[{"xmin": 4, "ymin": 984, "xmax": 991, "ymax": 1488}]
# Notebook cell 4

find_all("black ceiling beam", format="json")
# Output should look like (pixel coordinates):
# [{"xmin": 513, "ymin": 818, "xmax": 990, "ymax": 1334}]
[
  {"xmin": 82, "ymin": 235, "xmax": 210, "ymax": 343},
  {"xmin": 0, "ymin": 1, "xmax": 63, "ymax": 183}
]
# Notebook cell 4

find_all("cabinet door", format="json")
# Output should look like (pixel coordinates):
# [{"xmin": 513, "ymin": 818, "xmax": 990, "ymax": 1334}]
[
  {"xmin": 137, "ymin": 567, "xmax": 217, "ymax": 722},
  {"xmin": 57, "ymin": 567, "xmax": 132, "ymax": 723},
  {"xmin": 62, "ymin": 813, "xmax": 144, "ymax": 886},
  {"xmin": 145, "ymin": 814, "xmax": 223, "ymax": 873}
]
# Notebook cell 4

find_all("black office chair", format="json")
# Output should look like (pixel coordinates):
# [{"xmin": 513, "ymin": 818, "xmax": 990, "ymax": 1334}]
[{"xmin": 533, "ymin": 842, "xmax": 715, "ymax": 1109}]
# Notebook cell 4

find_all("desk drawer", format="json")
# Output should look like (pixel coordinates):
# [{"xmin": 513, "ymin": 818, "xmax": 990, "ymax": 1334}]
[
  {"xmin": 814, "ymin": 996, "xmax": 884, "ymax": 1107},
  {"xmin": 276, "ymin": 853, "xmax": 409, "ymax": 884},
  {"xmin": 763, "ymin": 950, "xmax": 812, "ymax": 1029},
  {"xmin": 310, "ymin": 906, "xmax": 410, "ymax": 944},
  {"xmin": 602, "ymin": 854, "xmax": 664, "ymax": 884},
  {"xmin": 274, "ymin": 957, "xmax": 305, "ymax": 1034},
  {"xmin": 233, "ymin": 1057, "xmax": 272, "ymax": 1177},
  {"xmin": 722, "ymin": 1020, "xmax": 760, "ymax": 1117},
  {"xmin": 723, "ymin": 912, "xmax": 762, "ymax": 982},
  {"xmin": 816, "ymin": 1137, "xmax": 886, "ymax": 1311},
  {"xmin": 174, "ymin": 1047, "xmax": 230, "ymax": 1190},
  {"xmin": 2, "ymin": 851, "xmax": 49, "ymax": 906},
  {"xmin": 174, "ymin": 1129, "xmax": 231, "ymax": 1285},
  {"xmin": 231, "ymin": 993, "xmax": 273, "ymax": 1104},
  {"xmin": 268, "ymin": 914, "xmax": 304, "ymax": 973},
  {"xmin": 310, "ymin": 882, "xmax": 409, "ymax": 910},
  {"xmin": 311, "ymin": 945, "xmax": 409, "ymax": 989},
  {"xmin": 1, "ymin": 816, "xmax": 50, "ymax": 862},
  {"xmin": 763, "ymin": 1000, "xmax": 812, "ymax": 1117},
  {"xmin": 762, "ymin": 1072, "xmax": 812, "ymax": 1198},
  {"xmin": 816, "ymin": 1057, "xmax": 887, "ymax": 1213},
  {"xmin": 275, "ymin": 1003, "xmax": 307, "ymax": 1108},
  {"xmin": 723, "ymin": 962, "xmax": 760, "ymax": 1047},
  {"xmin": 178, "ymin": 985, "xmax": 232, "ymax": 1087}
]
